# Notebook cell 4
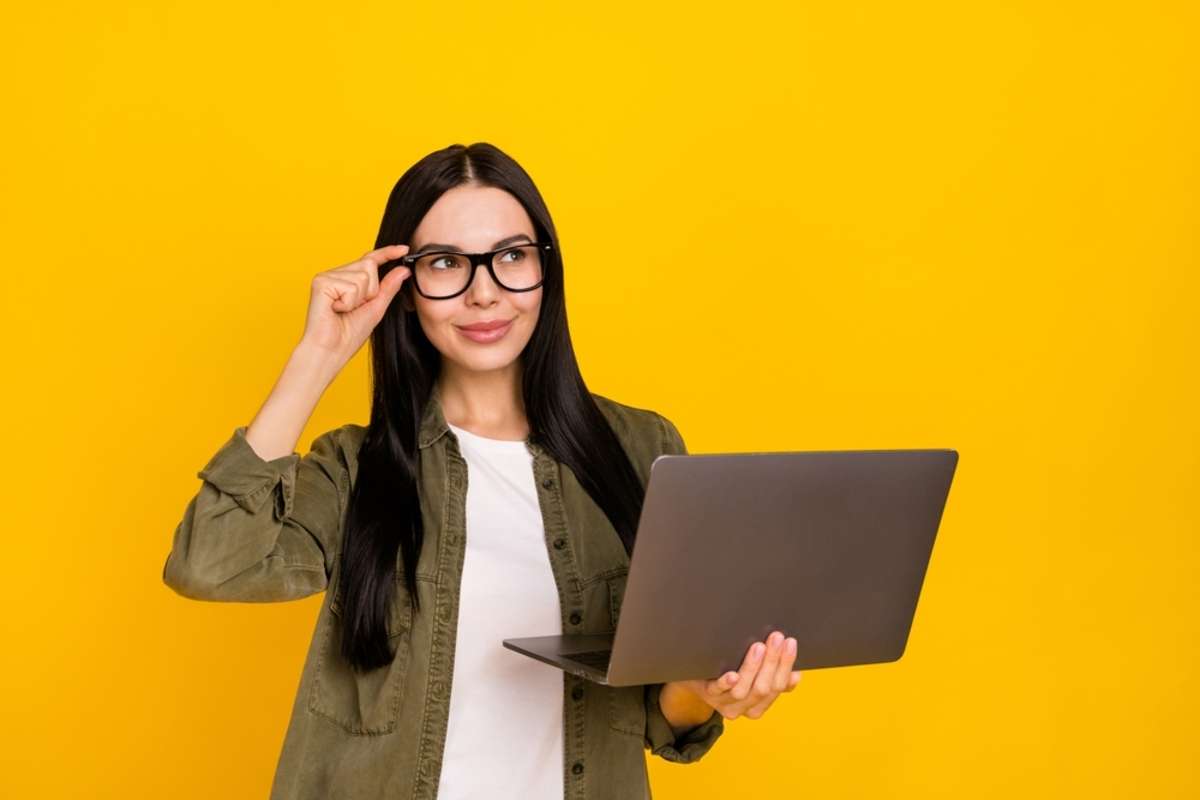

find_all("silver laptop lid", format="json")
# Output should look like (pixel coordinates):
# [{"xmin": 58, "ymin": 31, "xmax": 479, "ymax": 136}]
[{"xmin": 605, "ymin": 449, "xmax": 958, "ymax": 686}]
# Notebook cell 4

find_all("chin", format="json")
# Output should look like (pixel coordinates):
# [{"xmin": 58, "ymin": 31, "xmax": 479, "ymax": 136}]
[
  {"xmin": 446, "ymin": 334, "xmax": 530, "ymax": 371},
  {"xmin": 455, "ymin": 350, "xmax": 521, "ymax": 372}
]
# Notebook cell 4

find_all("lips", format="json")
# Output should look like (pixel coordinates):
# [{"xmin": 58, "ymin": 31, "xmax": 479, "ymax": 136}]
[
  {"xmin": 454, "ymin": 317, "xmax": 514, "ymax": 344},
  {"xmin": 456, "ymin": 318, "xmax": 514, "ymax": 331}
]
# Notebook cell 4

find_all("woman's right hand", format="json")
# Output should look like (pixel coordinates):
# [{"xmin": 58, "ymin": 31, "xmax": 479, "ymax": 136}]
[{"xmin": 299, "ymin": 244, "xmax": 412, "ymax": 367}]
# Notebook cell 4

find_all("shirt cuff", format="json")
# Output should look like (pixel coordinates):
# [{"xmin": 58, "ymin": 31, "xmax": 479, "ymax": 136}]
[
  {"xmin": 196, "ymin": 425, "xmax": 301, "ymax": 518},
  {"xmin": 643, "ymin": 682, "xmax": 725, "ymax": 763}
]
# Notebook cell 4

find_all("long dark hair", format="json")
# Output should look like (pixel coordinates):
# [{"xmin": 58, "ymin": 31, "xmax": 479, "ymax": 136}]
[{"xmin": 339, "ymin": 142, "xmax": 648, "ymax": 671}]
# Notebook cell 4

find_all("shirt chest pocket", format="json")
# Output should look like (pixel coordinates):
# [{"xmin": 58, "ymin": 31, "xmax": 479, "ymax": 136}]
[
  {"xmin": 307, "ymin": 585, "xmax": 413, "ymax": 735},
  {"xmin": 605, "ymin": 570, "xmax": 646, "ymax": 738}
]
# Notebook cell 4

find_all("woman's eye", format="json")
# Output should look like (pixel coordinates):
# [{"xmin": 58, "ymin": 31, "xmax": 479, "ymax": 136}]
[{"xmin": 499, "ymin": 248, "xmax": 523, "ymax": 262}]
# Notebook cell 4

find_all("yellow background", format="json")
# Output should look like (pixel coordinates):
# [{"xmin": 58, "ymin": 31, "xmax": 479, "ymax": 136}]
[{"xmin": 1, "ymin": 1, "xmax": 1196, "ymax": 797}]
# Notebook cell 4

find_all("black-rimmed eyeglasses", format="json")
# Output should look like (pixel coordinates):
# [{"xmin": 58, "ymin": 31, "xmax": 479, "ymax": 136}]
[{"xmin": 388, "ymin": 242, "xmax": 552, "ymax": 300}]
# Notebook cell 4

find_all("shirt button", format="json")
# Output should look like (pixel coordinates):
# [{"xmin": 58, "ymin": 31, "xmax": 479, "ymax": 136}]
[
  {"xmin": 553, "ymin": 538, "xmax": 566, "ymax": 550},
  {"xmin": 571, "ymin": 685, "xmax": 584, "ymax": 701},
  {"xmin": 541, "ymin": 477, "xmax": 554, "ymax": 490},
  {"xmin": 569, "ymin": 611, "xmax": 582, "ymax": 625},
  {"xmin": 572, "ymin": 761, "xmax": 584, "ymax": 776}
]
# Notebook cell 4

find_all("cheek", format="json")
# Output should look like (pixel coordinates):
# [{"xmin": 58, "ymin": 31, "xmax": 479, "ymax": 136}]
[
  {"xmin": 517, "ymin": 290, "xmax": 543, "ymax": 320},
  {"xmin": 413, "ymin": 305, "xmax": 454, "ymax": 345},
  {"xmin": 414, "ymin": 294, "xmax": 451, "ymax": 323}
]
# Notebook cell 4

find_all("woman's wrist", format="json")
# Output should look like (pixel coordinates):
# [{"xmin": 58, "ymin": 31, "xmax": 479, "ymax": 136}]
[
  {"xmin": 659, "ymin": 681, "xmax": 717, "ymax": 737},
  {"xmin": 292, "ymin": 337, "xmax": 349, "ymax": 386}
]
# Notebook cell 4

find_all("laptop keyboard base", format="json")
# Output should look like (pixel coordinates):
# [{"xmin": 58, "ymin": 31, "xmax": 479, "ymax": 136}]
[{"xmin": 565, "ymin": 650, "xmax": 612, "ymax": 671}]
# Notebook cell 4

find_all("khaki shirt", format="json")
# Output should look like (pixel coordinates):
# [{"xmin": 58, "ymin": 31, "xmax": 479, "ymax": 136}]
[{"xmin": 163, "ymin": 385, "xmax": 724, "ymax": 799}]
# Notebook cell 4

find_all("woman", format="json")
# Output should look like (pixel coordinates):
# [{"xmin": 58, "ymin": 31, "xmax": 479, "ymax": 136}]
[{"xmin": 163, "ymin": 142, "xmax": 801, "ymax": 800}]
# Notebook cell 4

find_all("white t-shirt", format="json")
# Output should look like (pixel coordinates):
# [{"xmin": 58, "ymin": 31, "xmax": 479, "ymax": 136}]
[{"xmin": 436, "ymin": 422, "xmax": 564, "ymax": 799}]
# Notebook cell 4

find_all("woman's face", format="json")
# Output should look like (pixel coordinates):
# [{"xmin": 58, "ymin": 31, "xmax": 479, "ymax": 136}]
[{"xmin": 405, "ymin": 183, "xmax": 543, "ymax": 377}]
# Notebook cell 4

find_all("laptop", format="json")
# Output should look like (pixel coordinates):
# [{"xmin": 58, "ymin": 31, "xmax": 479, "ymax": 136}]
[{"xmin": 502, "ymin": 447, "xmax": 959, "ymax": 686}]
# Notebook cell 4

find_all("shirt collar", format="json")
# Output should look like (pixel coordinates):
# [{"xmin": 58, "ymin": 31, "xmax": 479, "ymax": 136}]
[
  {"xmin": 417, "ymin": 381, "xmax": 544, "ymax": 456},
  {"xmin": 417, "ymin": 382, "xmax": 450, "ymax": 449}
]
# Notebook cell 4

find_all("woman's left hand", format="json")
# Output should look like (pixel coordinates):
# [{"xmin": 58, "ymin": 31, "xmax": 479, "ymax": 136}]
[{"xmin": 669, "ymin": 630, "xmax": 802, "ymax": 721}]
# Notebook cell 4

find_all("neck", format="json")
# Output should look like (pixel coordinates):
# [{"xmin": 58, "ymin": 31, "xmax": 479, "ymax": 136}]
[{"xmin": 437, "ymin": 359, "xmax": 527, "ymax": 437}]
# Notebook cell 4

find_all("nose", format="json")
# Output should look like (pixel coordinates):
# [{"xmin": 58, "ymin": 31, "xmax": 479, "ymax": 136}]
[{"xmin": 464, "ymin": 260, "xmax": 501, "ymax": 304}]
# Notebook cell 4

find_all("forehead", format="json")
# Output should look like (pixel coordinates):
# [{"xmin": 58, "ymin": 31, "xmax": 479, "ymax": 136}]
[{"xmin": 411, "ymin": 184, "xmax": 535, "ymax": 249}]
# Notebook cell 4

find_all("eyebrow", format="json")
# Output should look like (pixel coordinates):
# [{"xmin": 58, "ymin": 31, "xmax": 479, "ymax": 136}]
[{"xmin": 410, "ymin": 233, "xmax": 533, "ymax": 255}]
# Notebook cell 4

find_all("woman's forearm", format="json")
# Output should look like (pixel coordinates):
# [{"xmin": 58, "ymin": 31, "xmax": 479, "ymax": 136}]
[
  {"xmin": 244, "ymin": 341, "xmax": 342, "ymax": 460},
  {"xmin": 659, "ymin": 681, "xmax": 717, "ymax": 738}
]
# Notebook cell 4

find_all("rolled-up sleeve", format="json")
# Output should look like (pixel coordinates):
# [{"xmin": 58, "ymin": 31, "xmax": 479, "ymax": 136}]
[
  {"xmin": 162, "ymin": 424, "xmax": 347, "ymax": 603},
  {"xmin": 643, "ymin": 682, "xmax": 725, "ymax": 763},
  {"xmin": 641, "ymin": 411, "xmax": 726, "ymax": 762}
]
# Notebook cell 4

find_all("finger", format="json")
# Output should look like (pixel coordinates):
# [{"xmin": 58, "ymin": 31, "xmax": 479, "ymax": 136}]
[
  {"xmin": 358, "ymin": 258, "xmax": 381, "ymax": 299},
  {"xmin": 317, "ymin": 275, "xmax": 364, "ymax": 312},
  {"xmin": 752, "ymin": 631, "xmax": 785, "ymax": 699},
  {"xmin": 362, "ymin": 243, "xmax": 410, "ymax": 266},
  {"xmin": 338, "ymin": 266, "xmax": 375, "ymax": 302},
  {"xmin": 705, "ymin": 671, "xmax": 740, "ymax": 699},
  {"xmin": 729, "ymin": 640, "xmax": 767, "ymax": 701},
  {"xmin": 773, "ymin": 636, "xmax": 797, "ymax": 692},
  {"xmin": 744, "ymin": 691, "xmax": 778, "ymax": 720},
  {"xmin": 786, "ymin": 670, "xmax": 802, "ymax": 691}
]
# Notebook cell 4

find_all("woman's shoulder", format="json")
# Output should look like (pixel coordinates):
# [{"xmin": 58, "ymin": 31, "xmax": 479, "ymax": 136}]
[
  {"xmin": 588, "ymin": 392, "xmax": 682, "ymax": 456},
  {"xmin": 589, "ymin": 390, "xmax": 664, "ymax": 422}
]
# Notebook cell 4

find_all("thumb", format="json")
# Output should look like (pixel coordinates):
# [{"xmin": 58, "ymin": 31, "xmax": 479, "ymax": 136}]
[
  {"xmin": 364, "ymin": 266, "xmax": 410, "ymax": 315},
  {"xmin": 378, "ymin": 266, "xmax": 410, "ymax": 301},
  {"xmin": 358, "ymin": 267, "xmax": 409, "ymax": 323}
]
